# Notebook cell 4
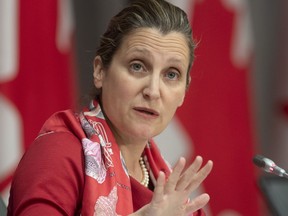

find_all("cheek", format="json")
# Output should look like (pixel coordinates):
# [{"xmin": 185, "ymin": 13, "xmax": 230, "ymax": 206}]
[
  {"xmin": 170, "ymin": 89, "xmax": 186, "ymax": 107},
  {"xmin": 102, "ymin": 77, "xmax": 135, "ymax": 105},
  {"xmin": 177, "ymin": 93, "xmax": 185, "ymax": 107},
  {"xmin": 164, "ymin": 92, "xmax": 186, "ymax": 118},
  {"xmin": 165, "ymin": 97, "xmax": 182, "ymax": 116}
]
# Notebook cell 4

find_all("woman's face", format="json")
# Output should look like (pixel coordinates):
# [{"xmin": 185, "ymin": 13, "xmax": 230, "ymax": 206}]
[{"xmin": 93, "ymin": 28, "xmax": 190, "ymax": 144}]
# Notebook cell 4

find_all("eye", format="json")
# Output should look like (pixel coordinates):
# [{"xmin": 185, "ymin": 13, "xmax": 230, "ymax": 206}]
[
  {"xmin": 130, "ymin": 62, "xmax": 144, "ymax": 73},
  {"xmin": 165, "ymin": 71, "xmax": 180, "ymax": 80}
]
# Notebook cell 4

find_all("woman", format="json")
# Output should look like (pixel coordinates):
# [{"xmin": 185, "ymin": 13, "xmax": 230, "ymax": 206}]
[{"xmin": 8, "ymin": 0, "xmax": 213, "ymax": 215}]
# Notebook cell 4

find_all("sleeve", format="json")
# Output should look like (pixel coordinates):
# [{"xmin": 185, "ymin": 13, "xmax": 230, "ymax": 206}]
[{"xmin": 7, "ymin": 132, "xmax": 85, "ymax": 216}]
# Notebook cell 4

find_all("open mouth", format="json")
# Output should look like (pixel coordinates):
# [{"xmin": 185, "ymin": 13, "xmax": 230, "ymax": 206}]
[{"xmin": 134, "ymin": 107, "xmax": 159, "ymax": 116}]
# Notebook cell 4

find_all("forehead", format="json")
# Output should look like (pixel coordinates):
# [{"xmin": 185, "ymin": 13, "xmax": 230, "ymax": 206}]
[{"xmin": 117, "ymin": 28, "xmax": 190, "ymax": 65}]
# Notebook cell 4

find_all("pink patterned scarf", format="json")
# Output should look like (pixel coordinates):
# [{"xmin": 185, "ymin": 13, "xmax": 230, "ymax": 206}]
[{"xmin": 78, "ymin": 100, "xmax": 171, "ymax": 215}]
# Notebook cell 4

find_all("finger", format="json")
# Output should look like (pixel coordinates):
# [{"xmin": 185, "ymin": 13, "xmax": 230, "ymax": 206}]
[
  {"xmin": 152, "ymin": 171, "xmax": 166, "ymax": 204},
  {"xmin": 186, "ymin": 160, "xmax": 213, "ymax": 193},
  {"xmin": 164, "ymin": 157, "xmax": 186, "ymax": 193},
  {"xmin": 185, "ymin": 193, "xmax": 210, "ymax": 214},
  {"xmin": 175, "ymin": 156, "xmax": 203, "ymax": 191}
]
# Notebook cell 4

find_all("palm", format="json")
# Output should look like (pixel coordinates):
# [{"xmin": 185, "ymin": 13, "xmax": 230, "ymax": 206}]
[{"xmin": 135, "ymin": 156, "xmax": 213, "ymax": 216}]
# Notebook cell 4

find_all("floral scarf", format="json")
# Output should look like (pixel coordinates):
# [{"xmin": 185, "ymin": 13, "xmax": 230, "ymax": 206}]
[{"xmin": 78, "ymin": 100, "xmax": 171, "ymax": 215}]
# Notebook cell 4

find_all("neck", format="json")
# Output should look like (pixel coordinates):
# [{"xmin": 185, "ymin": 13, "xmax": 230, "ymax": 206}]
[
  {"xmin": 119, "ymin": 142, "xmax": 146, "ymax": 170},
  {"xmin": 118, "ymin": 140, "xmax": 149, "ymax": 185},
  {"xmin": 109, "ymin": 123, "xmax": 149, "ymax": 184},
  {"xmin": 115, "ymin": 131, "xmax": 148, "ymax": 166}
]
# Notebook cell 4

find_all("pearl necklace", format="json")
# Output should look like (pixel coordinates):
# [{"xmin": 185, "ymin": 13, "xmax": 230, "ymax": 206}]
[{"xmin": 139, "ymin": 156, "xmax": 149, "ymax": 187}]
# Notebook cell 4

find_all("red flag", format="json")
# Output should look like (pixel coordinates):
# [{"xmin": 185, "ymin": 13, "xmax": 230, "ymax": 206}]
[
  {"xmin": 0, "ymin": 0, "xmax": 76, "ymax": 203},
  {"xmin": 183, "ymin": 0, "xmax": 259, "ymax": 215}
]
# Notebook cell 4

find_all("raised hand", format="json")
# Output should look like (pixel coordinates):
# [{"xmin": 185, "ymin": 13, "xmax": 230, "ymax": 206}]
[{"xmin": 133, "ymin": 156, "xmax": 213, "ymax": 216}]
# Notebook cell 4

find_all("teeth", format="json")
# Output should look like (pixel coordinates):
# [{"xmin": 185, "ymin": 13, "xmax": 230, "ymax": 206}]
[
  {"xmin": 143, "ymin": 110, "xmax": 153, "ymax": 115},
  {"xmin": 139, "ymin": 109, "xmax": 154, "ymax": 115}
]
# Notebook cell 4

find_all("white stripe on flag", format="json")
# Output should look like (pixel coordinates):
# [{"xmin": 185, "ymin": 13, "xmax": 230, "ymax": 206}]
[
  {"xmin": 0, "ymin": 95, "xmax": 23, "ymax": 177},
  {"xmin": 155, "ymin": 117, "xmax": 193, "ymax": 165},
  {"xmin": 0, "ymin": 94, "xmax": 23, "ymax": 204},
  {"xmin": 0, "ymin": 0, "xmax": 18, "ymax": 81},
  {"xmin": 166, "ymin": 0, "xmax": 202, "ymax": 20},
  {"xmin": 56, "ymin": 0, "xmax": 74, "ymax": 53},
  {"xmin": 221, "ymin": 0, "xmax": 253, "ymax": 68}
]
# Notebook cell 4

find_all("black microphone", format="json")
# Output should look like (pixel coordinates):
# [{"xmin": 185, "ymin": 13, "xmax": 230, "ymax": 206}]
[{"xmin": 253, "ymin": 155, "xmax": 288, "ymax": 179}]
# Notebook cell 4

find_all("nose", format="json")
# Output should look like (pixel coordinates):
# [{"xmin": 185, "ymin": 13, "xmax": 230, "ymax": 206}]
[{"xmin": 143, "ymin": 75, "xmax": 161, "ymax": 100}]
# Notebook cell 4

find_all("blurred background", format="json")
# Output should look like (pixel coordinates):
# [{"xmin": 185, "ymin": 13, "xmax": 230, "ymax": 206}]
[{"xmin": 1, "ymin": 0, "xmax": 288, "ymax": 215}]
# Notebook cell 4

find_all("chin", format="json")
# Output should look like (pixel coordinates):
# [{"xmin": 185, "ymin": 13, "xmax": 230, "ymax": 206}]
[{"xmin": 137, "ymin": 129, "xmax": 163, "ymax": 141}]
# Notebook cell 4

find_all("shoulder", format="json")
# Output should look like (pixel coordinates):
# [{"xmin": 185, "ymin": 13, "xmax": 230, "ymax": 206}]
[
  {"xmin": 26, "ymin": 129, "xmax": 82, "ymax": 155},
  {"xmin": 8, "ymin": 131, "xmax": 85, "ymax": 215},
  {"xmin": 15, "ymin": 130, "xmax": 84, "ymax": 181},
  {"xmin": 33, "ymin": 130, "xmax": 83, "ymax": 156}
]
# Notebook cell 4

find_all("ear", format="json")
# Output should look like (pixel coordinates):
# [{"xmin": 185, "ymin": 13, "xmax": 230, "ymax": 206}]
[{"xmin": 93, "ymin": 56, "xmax": 105, "ymax": 88}]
